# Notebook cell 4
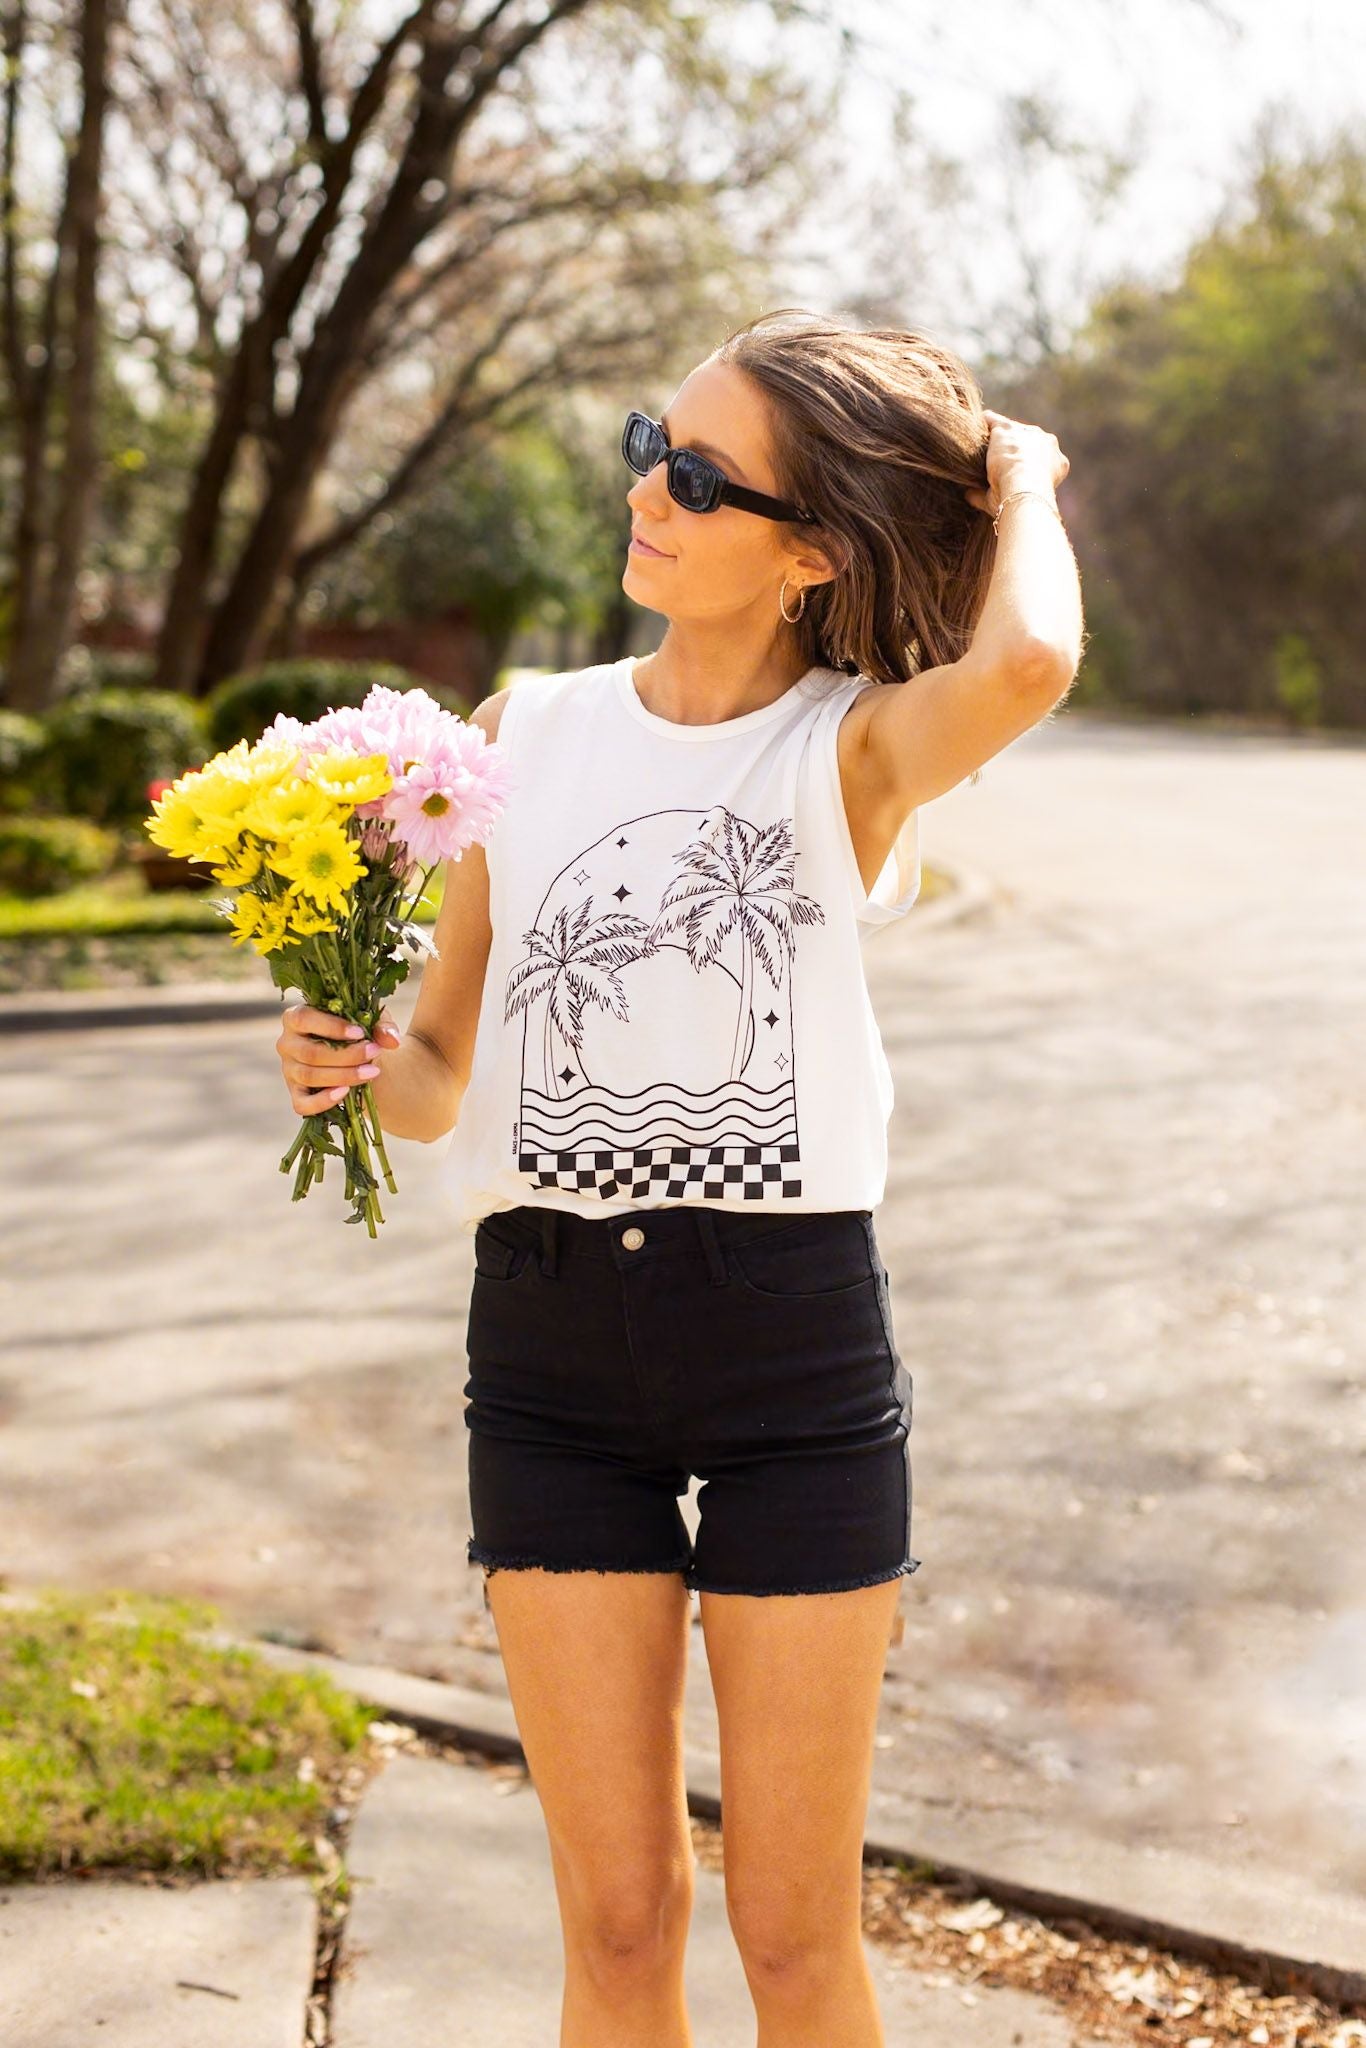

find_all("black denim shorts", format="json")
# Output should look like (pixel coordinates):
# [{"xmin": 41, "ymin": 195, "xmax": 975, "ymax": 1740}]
[{"xmin": 462, "ymin": 1203, "xmax": 920, "ymax": 1598}]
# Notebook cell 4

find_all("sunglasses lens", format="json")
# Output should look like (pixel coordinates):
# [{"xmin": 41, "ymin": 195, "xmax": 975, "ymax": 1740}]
[
  {"xmin": 623, "ymin": 413, "xmax": 663, "ymax": 475},
  {"xmin": 670, "ymin": 451, "xmax": 717, "ymax": 512}
]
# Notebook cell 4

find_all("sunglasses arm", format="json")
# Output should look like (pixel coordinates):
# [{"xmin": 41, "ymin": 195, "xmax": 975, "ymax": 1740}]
[{"xmin": 720, "ymin": 480, "xmax": 820, "ymax": 525}]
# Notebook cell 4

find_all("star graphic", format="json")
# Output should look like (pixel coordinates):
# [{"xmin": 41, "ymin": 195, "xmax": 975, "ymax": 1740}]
[
  {"xmin": 616, "ymin": 835, "xmax": 629, "ymax": 848},
  {"xmin": 763, "ymin": 1009, "xmax": 779, "ymax": 1028},
  {"xmin": 612, "ymin": 883, "xmax": 630, "ymax": 903},
  {"xmin": 559, "ymin": 1065, "xmax": 575, "ymax": 1084}
]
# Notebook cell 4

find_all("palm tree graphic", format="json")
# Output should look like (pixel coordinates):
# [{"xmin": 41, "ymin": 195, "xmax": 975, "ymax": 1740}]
[
  {"xmin": 505, "ymin": 899, "xmax": 658, "ymax": 1097},
  {"xmin": 649, "ymin": 809, "xmax": 823, "ymax": 1081}
]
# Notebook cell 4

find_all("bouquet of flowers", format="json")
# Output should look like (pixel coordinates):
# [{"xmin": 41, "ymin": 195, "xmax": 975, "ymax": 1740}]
[{"xmin": 143, "ymin": 683, "xmax": 512, "ymax": 1235}]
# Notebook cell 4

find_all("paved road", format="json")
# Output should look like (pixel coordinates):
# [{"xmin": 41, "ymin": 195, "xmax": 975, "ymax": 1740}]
[
  {"xmin": 3, "ymin": 708, "xmax": 1363, "ymax": 1915},
  {"xmin": 880, "ymin": 709, "xmax": 1366, "ymax": 1898}
]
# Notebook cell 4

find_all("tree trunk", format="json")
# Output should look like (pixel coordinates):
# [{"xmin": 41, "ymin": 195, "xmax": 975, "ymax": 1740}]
[
  {"xmin": 3, "ymin": 0, "xmax": 117, "ymax": 713},
  {"xmin": 150, "ymin": 370, "xmax": 251, "ymax": 696},
  {"xmin": 194, "ymin": 371, "xmax": 352, "ymax": 689}
]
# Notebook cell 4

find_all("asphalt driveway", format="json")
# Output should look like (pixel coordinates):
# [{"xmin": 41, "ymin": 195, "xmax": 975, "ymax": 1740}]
[{"xmin": 3, "ymin": 706, "xmax": 1362, "ymax": 1916}]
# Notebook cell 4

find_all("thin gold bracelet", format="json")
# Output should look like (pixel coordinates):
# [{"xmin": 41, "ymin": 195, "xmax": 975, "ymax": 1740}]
[{"xmin": 992, "ymin": 489, "xmax": 1064, "ymax": 535}]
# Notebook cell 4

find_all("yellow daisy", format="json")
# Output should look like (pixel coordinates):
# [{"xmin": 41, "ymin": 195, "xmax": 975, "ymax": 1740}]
[
  {"xmin": 284, "ymin": 893, "xmax": 339, "ymax": 938},
  {"xmin": 247, "ymin": 739, "xmax": 309, "ymax": 782},
  {"xmin": 211, "ymin": 841, "xmax": 268, "ymax": 887},
  {"xmin": 227, "ymin": 892, "xmax": 265, "ymax": 949},
  {"xmin": 270, "ymin": 821, "xmax": 365, "ymax": 913},
  {"xmin": 248, "ymin": 899, "xmax": 295, "ymax": 955},
  {"xmin": 145, "ymin": 784, "xmax": 209, "ymax": 860},
  {"xmin": 244, "ymin": 777, "xmax": 340, "ymax": 843},
  {"xmin": 307, "ymin": 749, "xmax": 392, "ymax": 809}
]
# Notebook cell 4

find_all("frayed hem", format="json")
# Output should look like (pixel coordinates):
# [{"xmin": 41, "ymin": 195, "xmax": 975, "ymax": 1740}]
[
  {"xmin": 684, "ymin": 1559, "xmax": 921, "ymax": 1596},
  {"xmin": 469, "ymin": 1546, "xmax": 693, "ymax": 1579}
]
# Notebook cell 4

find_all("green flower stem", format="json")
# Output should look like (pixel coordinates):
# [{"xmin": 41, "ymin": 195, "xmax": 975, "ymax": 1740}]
[
  {"xmin": 279, "ymin": 1119, "xmax": 312, "ymax": 1175},
  {"xmin": 343, "ymin": 1087, "xmax": 382, "ymax": 1237},
  {"xmin": 291, "ymin": 1144, "xmax": 315, "ymax": 1201},
  {"xmin": 266, "ymin": 838, "xmax": 434, "ymax": 1231},
  {"xmin": 360, "ymin": 1084, "xmax": 397, "ymax": 1194}
]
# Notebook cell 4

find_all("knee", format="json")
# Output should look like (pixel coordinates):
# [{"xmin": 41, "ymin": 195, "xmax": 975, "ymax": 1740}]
[
  {"xmin": 733, "ymin": 1924, "xmax": 829, "ymax": 1993},
  {"xmin": 565, "ymin": 1863, "xmax": 694, "ymax": 1985},
  {"xmin": 726, "ymin": 1886, "xmax": 854, "ymax": 1991}
]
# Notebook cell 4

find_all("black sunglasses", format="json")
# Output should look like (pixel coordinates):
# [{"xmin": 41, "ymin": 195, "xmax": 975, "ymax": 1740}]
[{"xmin": 621, "ymin": 409, "xmax": 819, "ymax": 525}]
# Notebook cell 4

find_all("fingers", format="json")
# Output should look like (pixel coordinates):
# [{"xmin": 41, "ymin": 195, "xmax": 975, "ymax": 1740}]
[
  {"xmin": 976, "ymin": 409, "xmax": 1069, "ymax": 495},
  {"xmin": 284, "ymin": 1002, "xmax": 366, "ymax": 1043},
  {"xmin": 277, "ymin": 1002, "xmax": 389, "ymax": 1116}
]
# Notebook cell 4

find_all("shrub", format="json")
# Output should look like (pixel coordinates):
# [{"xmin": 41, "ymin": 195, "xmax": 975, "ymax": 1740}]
[
  {"xmin": 1272, "ymin": 630, "xmax": 1323, "ymax": 728},
  {"xmin": 59, "ymin": 645, "xmax": 158, "ymax": 696},
  {"xmin": 33, "ymin": 689, "xmax": 209, "ymax": 827},
  {"xmin": 0, "ymin": 815, "xmax": 119, "ymax": 895},
  {"xmin": 204, "ymin": 658, "xmax": 439, "ymax": 752},
  {"xmin": 0, "ymin": 710, "xmax": 47, "ymax": 815}
]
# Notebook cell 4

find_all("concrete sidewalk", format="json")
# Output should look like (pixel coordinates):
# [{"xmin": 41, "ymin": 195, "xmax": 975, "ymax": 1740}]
[
  {"xmin": 0, "ymin": 1874, "xmax": 318, "ymax": 2047},
  {"xmin": 2, "ymin": 1629, "xmax": 1363, "ymax": 2046},
  {"xmin": 330, "ymin": 1743, "xmax": 1094, "ymax": 2047},
  {"xmin": 254, "ymin": 1636, "xmax": 1366, "ymax": 2013},
  {"xmin": 0, "ymin": 1740, "xmax": 1092, "ymax": 2048}
]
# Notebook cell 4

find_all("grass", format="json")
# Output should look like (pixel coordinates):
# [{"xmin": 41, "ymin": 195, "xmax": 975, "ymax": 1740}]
[
  {"xmin": 0, "ymin": 854, "xmax": 954, "ymax": 995},
  {"xmin": 0, "ymin": 864, "xmax": 444, "ymax": 992},
  {"xmin": 0, "ymin": 1587, "xmax": 378, "ymax": 1882},
  {"xmin": 0, "ymin": 865, "xmax": 443, "ymax": 940}
]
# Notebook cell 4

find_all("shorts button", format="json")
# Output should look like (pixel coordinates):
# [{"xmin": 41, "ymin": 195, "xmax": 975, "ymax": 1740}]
[{"xmin": 621, "ymin": 1226, "xmax": 646, "ymax": 1250}]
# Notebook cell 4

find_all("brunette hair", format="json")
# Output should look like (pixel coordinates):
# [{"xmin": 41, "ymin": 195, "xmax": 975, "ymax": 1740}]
[{"xmin": 709, "ymin": 307, "xmax": 995, "ymax": 685}]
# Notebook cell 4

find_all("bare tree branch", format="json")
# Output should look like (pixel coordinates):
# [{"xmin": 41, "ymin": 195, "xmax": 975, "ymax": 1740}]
[{"xmin": 290, "ymin": 0, "xmax": 328, "ymax": 145}]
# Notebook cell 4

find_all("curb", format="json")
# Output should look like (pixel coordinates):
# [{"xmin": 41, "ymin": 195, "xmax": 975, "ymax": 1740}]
[
  {"xmin": 0, "ymin": 862, "xmax": 997, "ymax": 1035},
  {"xmin": 234, "ymin": 1633, "xmax": 1364, "ymax": 2012},
  {"xmin": 0, "ymin": 977, "xmax": 292, "ymax": 1035}
]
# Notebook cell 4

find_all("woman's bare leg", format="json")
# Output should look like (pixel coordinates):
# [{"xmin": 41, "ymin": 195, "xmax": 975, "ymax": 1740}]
[
  {"xmin": 484, "ymin": 1564, "xmax": 697, "ymax": 2048},
  {"xmin": 700, "ymin": 1576, "xmax": 904, "ymax": 2047}
]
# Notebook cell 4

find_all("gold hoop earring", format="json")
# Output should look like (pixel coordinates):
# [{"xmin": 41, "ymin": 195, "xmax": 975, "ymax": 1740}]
[{"xmin": 779, "ymin": 577, "xmax": 807, "ymax": 624}]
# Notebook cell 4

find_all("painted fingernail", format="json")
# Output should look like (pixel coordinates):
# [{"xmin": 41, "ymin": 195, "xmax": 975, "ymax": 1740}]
[
  {"xmin": 344, "ymin": 1024, "xmax": 365, "ymax": 1039},
  {"xmin": 356, "ymin": 1062, "xmax": 380, "ymax": 1079}
]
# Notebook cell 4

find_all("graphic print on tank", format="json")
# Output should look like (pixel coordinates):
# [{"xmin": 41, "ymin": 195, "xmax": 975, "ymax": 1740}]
[{"xmin": 504, "ymin": 806, "xmax": 825, "ymax": 1201}]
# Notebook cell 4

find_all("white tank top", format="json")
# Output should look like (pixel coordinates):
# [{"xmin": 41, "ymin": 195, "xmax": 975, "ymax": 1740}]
[{"xmin": 437, "ymin": 655, "xmax": 920, "ymax": 1233}]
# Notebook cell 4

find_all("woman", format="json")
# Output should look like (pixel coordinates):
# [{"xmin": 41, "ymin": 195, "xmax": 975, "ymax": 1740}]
[{"xmin": 277, "ymin": 307, "xmax": 1078, "ymax": 2047}]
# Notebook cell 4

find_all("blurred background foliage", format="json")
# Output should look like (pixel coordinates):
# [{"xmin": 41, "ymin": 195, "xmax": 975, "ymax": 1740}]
[{"xmin": 0, "ymin": 0, "xmax": 1361, "ymax": 892}]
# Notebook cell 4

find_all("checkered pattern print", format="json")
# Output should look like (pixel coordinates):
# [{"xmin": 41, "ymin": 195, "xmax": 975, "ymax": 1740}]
[{"xmin": 518, "ymin": 1143, "xmax": 802, "ymax": 1201}]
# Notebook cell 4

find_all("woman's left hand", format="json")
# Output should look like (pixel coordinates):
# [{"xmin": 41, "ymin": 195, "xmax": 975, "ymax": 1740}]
[{"xmin": 964, "ymin": 408, "xmax": 1070, "ymax": 516}]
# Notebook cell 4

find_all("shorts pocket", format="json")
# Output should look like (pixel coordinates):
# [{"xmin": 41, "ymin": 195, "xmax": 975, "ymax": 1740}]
[
  {"xmin": 728, "ymin": 1212, "xmax": 877, "ymax": 1300},
  {"xmin": 474, "ymin": 1217, "xmax": 538, "ymax": 1282},
  {"xmin": 873, "ymin": 1254, "xmax": 913, "ymax": 1424}
]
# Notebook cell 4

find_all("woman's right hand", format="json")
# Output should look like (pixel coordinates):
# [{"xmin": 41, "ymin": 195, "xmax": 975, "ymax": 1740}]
[
  {"xmin": 276, "ymin": 1003, "xmax": 402, "ymax": 1117},
  {"xmin": 965, "ymin": 407, "xmax": 1069, "ymax": 516}
]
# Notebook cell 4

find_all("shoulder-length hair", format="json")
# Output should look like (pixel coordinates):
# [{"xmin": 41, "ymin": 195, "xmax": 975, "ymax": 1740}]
[{"xmin": 711, "ymin": 307, "xmax": 995, "ymax": 686}]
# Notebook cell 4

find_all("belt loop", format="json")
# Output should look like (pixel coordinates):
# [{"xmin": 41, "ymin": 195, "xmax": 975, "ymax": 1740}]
[
  {"xmin": 694, "ymin": 1207, "xmax": 729, "ymax": 1287},
  {"xmin": 539, "ymin": 1207, "xmax": 559, "ymax": 1280}
]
